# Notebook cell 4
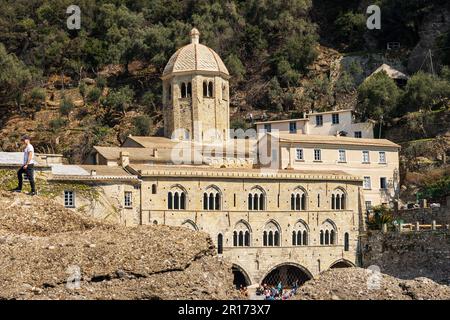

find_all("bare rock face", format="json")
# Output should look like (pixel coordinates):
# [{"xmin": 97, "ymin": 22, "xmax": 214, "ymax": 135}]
[
  {"xmin": 294, "ymin": 268, "xmax": 450, "ymax": 300},
  {"xmin": 0, "ymin": 191, "xmax": 238, "ymax": 300},
  {"xmin": 407, "ymin": 8, "xmax": 450, "ymax": 73}
]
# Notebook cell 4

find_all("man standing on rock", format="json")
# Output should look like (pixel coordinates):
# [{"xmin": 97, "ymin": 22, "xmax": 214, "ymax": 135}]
[{"xmin": 12, "ymin": 135, "xmax": 37, "ymax": 196}]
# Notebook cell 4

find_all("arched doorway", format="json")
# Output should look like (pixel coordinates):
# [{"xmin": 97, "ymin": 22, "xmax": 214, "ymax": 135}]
[
  {"xmin": 329, "ymin": 259, "xmax": 355, "ymax": 269},
  {"xmin": 262, "ymin": 263, "xmax": 312, "ymax": 288},
  {"xmin": 232, "ymin": 265, "xmax": 251, "ymax": 289}
]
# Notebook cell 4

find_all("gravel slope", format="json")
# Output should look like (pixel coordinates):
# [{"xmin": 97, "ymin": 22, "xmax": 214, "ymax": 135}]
[{"xmin": 0, "ymin": 191, "xmax": 238, "ymax": 300}]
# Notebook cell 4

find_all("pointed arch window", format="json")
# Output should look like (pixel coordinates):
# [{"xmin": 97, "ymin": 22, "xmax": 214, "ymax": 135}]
[
  {"xmin": 292, "ymin": 221, "xmax": 309, "ymax": 246},
  {"xmin": 203, "ymin": 186, "xmax": 221, "ymax": 210},
  {"xmin": 233, "ymin": 221, "xmax": 251, "ymax": 247},
  {"xmin": 248, "ymin": 187, "xmax": 266, "ymax": 211},
  {"xmin": 263, "ymin": 221, "xmax": 280, "ymax": 247},
  {"xmin": 291, "ymin": 188, "xmax": 307, "ymax": 211},
  {"xmin": 331, "ymin": 189, "xmax": 346, "ymax": 210},
  {"xmin": 168, "ymin": 187, "xmax": 187, "ymax": 210},
  {"xmin": 320, "ymin": 220, "xmax": 337, "ymax": 246}
]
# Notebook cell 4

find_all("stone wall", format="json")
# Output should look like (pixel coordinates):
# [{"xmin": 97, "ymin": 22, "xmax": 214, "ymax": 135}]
[
  {"xmin": 395, "ymin": 207, "xmax": 450, "ymax": 225},
  {"xmin": 361, "ymin": 230, "xmax": 450, "ymax": 284}
]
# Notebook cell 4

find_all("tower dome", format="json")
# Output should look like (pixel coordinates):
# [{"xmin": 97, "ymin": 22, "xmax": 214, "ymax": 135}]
[{"xmin": 162, "ymin": 28, "xmax": 229, "ymax": 78}]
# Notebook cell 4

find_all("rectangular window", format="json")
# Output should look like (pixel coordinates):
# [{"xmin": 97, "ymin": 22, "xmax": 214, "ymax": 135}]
[
  {"xmin": 362, "ymin": 150, "xmax": 370, "ymax": 163},
  {"xmin": 354, "ymin": 131, "xmax": 362, "ymax": 138},
  {"xmin": 289, "ymin": 121, "xmax": 297, "ymax": 133},
  {"xmin": 314, "ymin": 149, "xmax": 321, "ymax": 161},
  {"xmin": 64, "ymin": 191, "xmax": 75, "ymax": 208},
  {"xmin": 365, "ymin": 201, "xmax": 372, "ymax": 211},
  {"xmin": 338, "ymin": 150, "xmax": 346, "ymax": 162},
  {"xmin": 124, "ymin": 191, "xmax": 132, "ymax": 208},
  {"xmin": 380, "ymin": 177, "xmax": 387, "ymax": 189},
  {"xmin": 379, "ymin": 151, "xmax": 386, "ymax": 164},
  {"xmin": 315, "ymin": 115, "xmax": 323, "ymax": 126},
  {"xmin": 295, "ymin": 148, "xmax": 304, "ymax": 160},
  {"xmin": 363, "ymin": 176, "xmax": 371, "ymax": 190},
  {"xmin": 332, "ymin": 113, "xmax": 339, "ymax": 124},
  {"xmin": 264, "ymin": 124, "xmax": 271, "ymax": 133}
]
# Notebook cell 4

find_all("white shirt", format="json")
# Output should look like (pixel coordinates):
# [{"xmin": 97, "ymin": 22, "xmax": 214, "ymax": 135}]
[{"xmin": 23, "ymin": 144, "xmax": 36, "ymax": 165}]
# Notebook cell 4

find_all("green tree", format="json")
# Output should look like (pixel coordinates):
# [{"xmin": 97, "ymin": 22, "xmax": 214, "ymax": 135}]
[
  {"xmin": 0, "ymin": 43, "xmax": 35, "ymax": 109},
  {"xmin": 334, "ymin": 12, "xmax": 366, "ymax": 50},
  {"xmin": 266, "ymin": 77, "xmax": 284, "ymax": 112},
  {"xmin": 225, "ymin": 53, "xmax": 246, "ymax": 83},
  {"xmin": 132, "ymin": 115, "xmax": 152, "ymax": 136},
  {"xmin": 402, "ymin": 71, "xmax": 450, "ymax": 111},
  {"xmin": 357, "ymin": 71, "xmax": 400, "ymax": 120},
  {"xmin": 103, "ymin": 86, "xmax": 134, "ymax": 115}
]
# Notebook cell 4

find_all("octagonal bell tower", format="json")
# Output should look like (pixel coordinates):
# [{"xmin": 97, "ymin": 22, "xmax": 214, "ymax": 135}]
[{"xmin": 161, "ymin": 28, "xmax": 230, "ymax": 142}]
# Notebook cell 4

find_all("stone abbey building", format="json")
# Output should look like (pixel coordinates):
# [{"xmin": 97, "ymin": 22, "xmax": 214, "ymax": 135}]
[{"xmin": 0, "ymin": 29, "xmax": 400, "ymax": 288}]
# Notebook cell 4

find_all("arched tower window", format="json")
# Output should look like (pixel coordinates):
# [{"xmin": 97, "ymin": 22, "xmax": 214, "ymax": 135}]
[
  {"xmin": 222, "ymin": 83, "xmax": 227, "ymax": 100},
  {"xmin": 187, "ymin": 82, "xmax": 192, "ymax": 97},
  {"xmin": 181, "ymin": 83, "xmax": 187, "ymax": 98},
  {"xmin": 263, "ymin": 221, "xmax": 280, "ymax": 247},
  {"xmin": 203, "ymin": 81, "xmax": 208, "ymax": 97},
  {"xmin": 208, "ymin": 81, "xmax": 214, "ymax": 97}
]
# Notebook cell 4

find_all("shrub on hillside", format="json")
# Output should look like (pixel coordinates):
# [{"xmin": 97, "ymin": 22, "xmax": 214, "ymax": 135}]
[{"xmin": 59, "ymin": 97, "xmax": 74, "ymax": 116}]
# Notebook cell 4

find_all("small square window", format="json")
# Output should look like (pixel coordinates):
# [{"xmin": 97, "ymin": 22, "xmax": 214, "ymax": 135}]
[
  {"xmin": 316, "ymin": 115, "xmax": 323, "ymax": 126},
  {"xmin": 264, "ymin": 124, "xmax": 271, "ymax": 133},
  {"xmin": 314, "ymin": 149, "xmax": 321, "ymax": 161},
  {"xmin": 296, "ymin": 148, "xmax": 303, "ymax": 160},
  {"xmin": 354, "ymin": 131, "xmax": 362, "ymax": 138},
  {"xmin": 64, "ymin": 191, "xmax": 75, "ymax": 208},
  {"xmin": 332, "ymin": 113, "xmax": 339, "ymax": 124}
]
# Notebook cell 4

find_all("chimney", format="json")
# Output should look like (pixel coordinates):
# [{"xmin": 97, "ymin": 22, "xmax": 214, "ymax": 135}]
[
  {"xmin": 90, "ymin": 170, "xmax": 97, "ymax": 176},
  {"xmin": 119, "ymin": 151, "xmax": 130, "ymax": 167}
]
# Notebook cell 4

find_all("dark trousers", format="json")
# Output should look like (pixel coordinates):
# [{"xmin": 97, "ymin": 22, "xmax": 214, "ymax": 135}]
[{"xmin": 17, "ymin": 164, "xmax": 36, "ymax": 192}]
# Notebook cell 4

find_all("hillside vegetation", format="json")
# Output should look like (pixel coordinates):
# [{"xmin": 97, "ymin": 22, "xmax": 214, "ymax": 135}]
[{"xmin": 0, "ymin": 0, "xmax": 449, "ymax": 201}]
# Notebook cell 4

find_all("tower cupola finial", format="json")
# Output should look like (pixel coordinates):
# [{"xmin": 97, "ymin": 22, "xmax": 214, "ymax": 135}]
[{"xmin": 190, "ymin": 28, "xmax": 200, "ymax": 44}]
